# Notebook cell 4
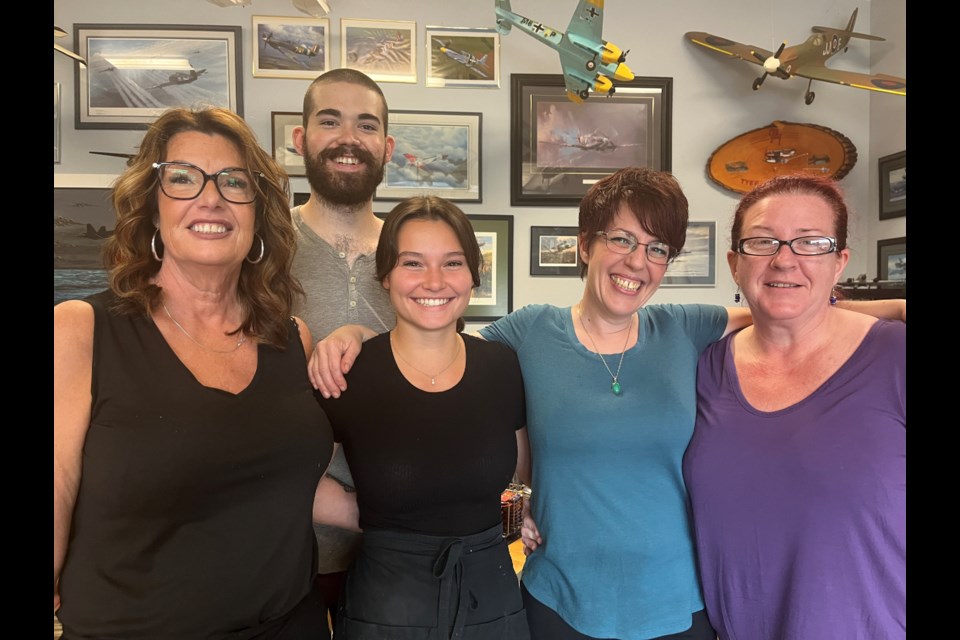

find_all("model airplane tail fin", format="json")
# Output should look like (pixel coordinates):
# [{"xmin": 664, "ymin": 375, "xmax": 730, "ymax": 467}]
[
  {"xmin": 495, "ymin": 0, "xmax": 513, "ymax": 34},
  {"xmin": 812, "ymin": 8, "xmax": 884, "ymax": 41}
]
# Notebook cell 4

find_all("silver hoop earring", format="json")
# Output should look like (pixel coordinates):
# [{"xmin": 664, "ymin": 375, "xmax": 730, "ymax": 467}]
[
  {"xmin": 151, "ymin": 229, "xmax": 163, "ymax": 262},
  {"xmin": 246, "ymin": 234, "xmax": 265, "ymax": 264}
]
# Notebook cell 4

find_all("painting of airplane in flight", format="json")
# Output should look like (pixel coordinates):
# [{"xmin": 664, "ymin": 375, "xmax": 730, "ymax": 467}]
[
  {"xmin": 426, "ymin": 27, "xmax": 500, "ymax": 88},
  {"xmin": 75, "ymin": 25, "xmax": 241, "ymax": 128},
  {"xmin": 341, "ymin": 19, "xmax": 417, "ymax": 83},
  {"xmin": 536, "ymin": 100, "xmax": 648, "ymax": 170},
  {"xmin": 252, "ymin": 16, "xmax": 329, "ymax": 79},
  {"xmin": 378, "ymin": 111, "xmax": 481, "ymax": 202},
  {"xmin": 685, "ymin": 8, "xmax": 906, "ymax": 105},
  {"xmin": 495, "ymin": 0, "xmax": 635, "ymax": 102}
]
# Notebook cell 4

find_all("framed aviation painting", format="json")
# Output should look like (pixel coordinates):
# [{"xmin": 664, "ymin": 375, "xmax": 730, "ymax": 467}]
[
  {"xmin": 252, "ymin": 15, "xmax": 329, "ymax": 79},
  {"xmin": 465, "ymin": 215, "xmax": 513, "ymax": 322},
  {"xmin": 74, "ymin": 24, "xmax": 243, "ymax": 129},
  {"xmin": 511, "ymin": 74, "xmax": 672, "ymax": 206},
  {"xmin": 530, "ymin": 226, "xmax": 581, "ymax": 276},
  {"xmin": 878, "ymin": 151, "xmax": 906, "ymax": 220},
  {"xmin": 271, "ymin": 111, "xmax": 305, "ymax": 177},
  {"xmin": 378, "ymin": 110, "xmax": 482, "ymax": 202},
  {"xmin": 340, "ymin": 19, "xmax": 417, "ymax": 83},
  {"xmin": 661, "ymin": 221, "xmax": 716, "ymax": 287},
  {"xmin": 425, "ymin": 26, "xmax": 499, "ymax": 88}
]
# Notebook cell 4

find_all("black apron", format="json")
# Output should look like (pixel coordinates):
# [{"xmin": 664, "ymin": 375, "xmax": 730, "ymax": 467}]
[{"xmin": 337, "ymin": 523, "xmax": 529, "ymax": 640}]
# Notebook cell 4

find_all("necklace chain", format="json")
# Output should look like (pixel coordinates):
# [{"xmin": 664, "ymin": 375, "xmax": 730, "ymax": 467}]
[
  {"xmin": 391, "ymin": 332, "xmax": 461, "ymax": 385},
  {"xmin": 577, "ymin": 304, "xmax": 632, "ymax": 396},
  {"xmin": 161, "ymin": 300, "xmax": 247, "ymax": 354}
]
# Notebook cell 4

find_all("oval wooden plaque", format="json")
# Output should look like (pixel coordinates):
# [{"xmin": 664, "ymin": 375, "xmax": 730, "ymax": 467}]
[{"xmin": 707, "ymin": 120, "xmax": 857, "ymax": 194}]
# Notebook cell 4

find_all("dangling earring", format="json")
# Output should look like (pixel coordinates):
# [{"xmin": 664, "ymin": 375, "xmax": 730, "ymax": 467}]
[
  {"xmin": 830, "ymin": 286, "xmax": 838, "ymax": 306},
  {"xmin": 734, "ymin": 285, "xmax": 741, "ymax": 303},
  {"xmin": 246, "ymin": 234, "xmax": 265, "ymax": 264},
  {"xmin": 151, "ymin": 229, "xmax": 163, "ymax": 262}
]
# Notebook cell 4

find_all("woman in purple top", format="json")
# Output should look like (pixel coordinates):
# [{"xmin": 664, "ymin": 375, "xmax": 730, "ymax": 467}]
[{"xmin": 683, "ymin": 175, "xmax": 906, "ymax": 640}]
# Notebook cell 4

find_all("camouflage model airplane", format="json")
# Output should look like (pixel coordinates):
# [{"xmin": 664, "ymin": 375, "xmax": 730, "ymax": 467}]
[
  {"xmin": 685, "ymin": 8, "xmax": 906, "ymax": 105},
  {"xmin": 495, "ymin": 0, "xmax": 634, "ymax": 102}
]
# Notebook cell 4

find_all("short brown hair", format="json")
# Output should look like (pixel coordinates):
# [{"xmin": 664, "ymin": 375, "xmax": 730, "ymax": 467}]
[
  {"xmin": 730, "ymin": 174, "xmax": 849, "ymax": 252},
  {"xmin": 302, "ymin": 68, "xmax": 389, "ymax": 133},
  {"xmin": 376, "ymin": 196, "xmax": 482, "ymax": 332},
  {"xmin": 578, "ymin": 167, "xmax": 689, "ymax": 278},
  {"xmin": 104, "ymin": 107, "xmax": 300, "ymax": 349}
]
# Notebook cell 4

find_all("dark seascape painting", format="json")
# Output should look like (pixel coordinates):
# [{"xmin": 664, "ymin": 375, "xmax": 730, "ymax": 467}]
[{"xmin": 54, "ymin": 188, "xmax": 114, "ymax": 304}]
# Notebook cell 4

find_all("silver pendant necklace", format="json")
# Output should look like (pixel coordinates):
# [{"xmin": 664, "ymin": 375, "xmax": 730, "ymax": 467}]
[
  {"xmin": 577, "ymin": 304, "xmax": 633, "ymax": 396},
  {"xmin": 161, "ymin": 300, "xmax": 247, "ymax": 354}
]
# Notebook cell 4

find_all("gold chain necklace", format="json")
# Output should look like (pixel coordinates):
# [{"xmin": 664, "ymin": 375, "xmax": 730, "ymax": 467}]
[
  {"xmin": 161, "ymin": 300, "xmax": 247, "ymax": 354},
  {"xmin": 390, "ymin": 332, "xmax": 461, "ymax": 385},
  {"xmin": 577, "ymin": 304, "xmax": 633, "ymax": 396}
]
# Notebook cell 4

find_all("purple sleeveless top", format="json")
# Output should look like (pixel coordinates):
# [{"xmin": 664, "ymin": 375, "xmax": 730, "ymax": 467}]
[{"xmin": 683, "ymin": 320, "xmax": 905, "ymax": 640}]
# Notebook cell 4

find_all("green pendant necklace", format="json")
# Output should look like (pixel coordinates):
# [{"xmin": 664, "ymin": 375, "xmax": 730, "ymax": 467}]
[{"xmin": 577, "ymin": 304, "xmax": 633, "ymax": 396}]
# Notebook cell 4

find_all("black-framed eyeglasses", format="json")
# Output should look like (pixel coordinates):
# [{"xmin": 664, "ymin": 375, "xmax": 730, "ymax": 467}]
[
  {"xmin": 153, "ymin": 161, "xmax": 261, "ymax": 205},
  {"xmin": 737, "ymin": 236, "xmax": 838, "ymax": 256},
  {"xmin": 595, "ymin": 230, "xmax": 677, "ymax": 265}
]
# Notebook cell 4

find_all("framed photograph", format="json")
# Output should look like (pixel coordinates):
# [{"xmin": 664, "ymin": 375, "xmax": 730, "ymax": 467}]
[
  {"xmin": 511, "ymin": 73, "xmax": 672, "ymax": 206},
  {"xmin": 379, "ymin": 110, "xmax": 482, "ymax": 202},
  {"xmin": 341, "ymin": 19, "xmax": 417, "ymax": 83},
  {"xmin": 877, "ymin": 237, "xmax": 906, "ymax": 281},
  {"xmin": 252, "ymin": 15, "xmax": 329, "ymax": 79},
  {"xmin": 662, "ymin": 221, "xmax": 716, "ymax": 287},
  {"xmin": 530, "ymin": 226, "xmax": 581, "ymax": 276},
  {"xmin": 425, "ymin": 26, "xmax": 499, "ymax": 88},
  {"xmin": 54, "ymin": 83, "xmax": 62, "ymax": 164},
  {"xmin": 74, "ymin": 24, "xmax": 243, "ymax": 129},
  {"xmin": 271, "ymin": 111, "xmax": 305, "ymax": 177},
  {"xmin": 878, "ymin": 150, "xmax": 906, "ymax": 220},
  {"xmin": 466, "ymin": 215, "xmax": 513, "ymax": 322},
  {"xmin": 54, "ymin": 186, "xmax": 115, "ymax": 305}
]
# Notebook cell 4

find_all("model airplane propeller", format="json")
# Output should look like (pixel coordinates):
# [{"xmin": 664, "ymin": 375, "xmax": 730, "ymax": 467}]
[
  {"xmin": 685, "ymin": 8, "xmax": 905, "ymax": 105},
  {"xmin": 495, "ymin": 0, "xmax": 635, "ymax": 103}
]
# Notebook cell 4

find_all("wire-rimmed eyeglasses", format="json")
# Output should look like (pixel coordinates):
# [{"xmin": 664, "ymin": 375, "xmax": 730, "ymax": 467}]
[
  {"xmin": 737, "ymin": 236, "xmax": 838, "ymax": 256},
  {"xmin": 595, "ymin": 231, "xmax": 677, "ymax": 265},
  {"xmin": 153, "ymin": 161, "xmax": 261, "ymax": 205}
]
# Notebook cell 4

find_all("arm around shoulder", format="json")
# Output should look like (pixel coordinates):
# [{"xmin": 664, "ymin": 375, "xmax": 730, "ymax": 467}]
[
  {"xmin": 53, "ymin": 300, "xmax": 96, "ymax": 611},
  {"xmin": 836, "ymin": 299, "xmax": 906, "ymax": 323}
]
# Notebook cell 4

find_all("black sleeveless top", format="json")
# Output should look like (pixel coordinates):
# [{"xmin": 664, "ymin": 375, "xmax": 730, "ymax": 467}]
[{"xmin": 58, "ymin": 291, "xmax": 333, "ymax": 639}]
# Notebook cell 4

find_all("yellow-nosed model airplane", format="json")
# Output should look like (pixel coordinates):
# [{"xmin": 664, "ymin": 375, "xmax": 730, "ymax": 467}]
[
  {"xmin": 495, "ymin": 0, "xmax": 634, "ymax": 103},
  {"xmin": 685, "ymin": 8, "xmax": 905, "ymax": 105}
]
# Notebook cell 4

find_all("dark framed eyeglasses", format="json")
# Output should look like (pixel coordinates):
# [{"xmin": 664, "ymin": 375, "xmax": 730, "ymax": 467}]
[
  {"xmin": 153, "ymin": 161, "xmax": 261, "ymax": 205},
  {"xmin": 737, "ymin": 236, "xmax": 838, "ymax": 256},
  {"xmin": 595, "ymin": 230, "xmax": 677, "ymax": 265}
]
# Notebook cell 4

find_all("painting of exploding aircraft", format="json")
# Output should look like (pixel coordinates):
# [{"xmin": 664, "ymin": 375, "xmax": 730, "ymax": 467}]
[
  {"xmin": 342, "ymin": 19, "xmax": 416, "ymax": 83},
  {"xmin": 536, "ymin": 100, "xmax": 648, "ymax": 169},
  {"xmin": 75, "ymin": 25, "xmax": 241, "ymax": 128},
  {"xmin": 426, "ymin": 28, "xmax": 500, "ymax": 88},
  {"xmin": 495, "ymin": 0, "xmax": 634, "ymax": 102},
  {"xmin": 685, "ymin": 8, "xmax": 906, "ymax": 105},
  {"xmin": 252, "ymin": 16, "xmax": 329, "ymax": 79}
]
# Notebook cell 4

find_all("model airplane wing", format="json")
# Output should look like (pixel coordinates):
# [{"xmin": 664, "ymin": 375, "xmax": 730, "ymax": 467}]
[
  {"xmin": 565, "ymin": 0, "xmax": 604, "ymax": 44},
  {"xmin": 559, "ymin": 49, "xmax": 592, "ymax": 96},
  {"xmin": 792, "ymin": 65, "xmax": 906, "ymax": 96},
  {"xmin": 684, "ymin": 32, "xmax": 773, "ymax": 67}
]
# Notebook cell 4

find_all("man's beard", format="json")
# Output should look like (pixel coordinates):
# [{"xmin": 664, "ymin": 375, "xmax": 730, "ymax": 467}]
[{"xmin": 303, "ymin": 143, "xmax": 386, "ymax": 206}]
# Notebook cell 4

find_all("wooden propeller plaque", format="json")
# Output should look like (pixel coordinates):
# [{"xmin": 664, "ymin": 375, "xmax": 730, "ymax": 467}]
[{"xmin": 706, "ymin": 121, "xmax": 857, "ymax": 194}]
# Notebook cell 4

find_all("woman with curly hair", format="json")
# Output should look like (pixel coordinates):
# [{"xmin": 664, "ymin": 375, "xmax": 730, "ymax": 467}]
[{"xmin": 54, "ymin": 107, "xmax": 335, "ymax": 638}]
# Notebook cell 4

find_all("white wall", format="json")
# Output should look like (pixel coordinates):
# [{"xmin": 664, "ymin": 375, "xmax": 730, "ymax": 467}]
[{"xmin": 54, "ymin": 0, "xmax": 906, "ymax": 328}]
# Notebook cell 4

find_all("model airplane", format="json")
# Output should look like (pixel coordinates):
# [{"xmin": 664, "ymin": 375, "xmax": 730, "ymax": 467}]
[
  {"xmin": 495, "ymin": 0, "xmax": 634, "ymax": 103},
  {"xmin": 436, "ymin": 40, "xmax": 489, "ymax": 78},
  {"xmin": 263, "ymin": 33, "xmax": 322, "ymax": 60},
  {"xmin": 685, "ymin": 9, "xmax": 905, "ymax": 105}
]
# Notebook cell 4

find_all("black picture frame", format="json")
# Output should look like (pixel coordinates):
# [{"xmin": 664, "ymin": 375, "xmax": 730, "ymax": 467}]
[
  {"xmin": 877, "ymin": 237, "xmax": 906, "ymax": 281},
  {"xmin": 510, "ymin": 73, "xmax": 672, "ymax": 207},
  {"xmin": 878, "ymin": 150, "xmax": 906, "ymax": 220},
  {"xmin": 466, "ymin": 215, "xmax": 513, "ymax": 322},
  {"xmin": 662, "ymin": 221, "xmax": 716, "ymax": 287},
  {"xmin": 530, "ymin": 225, "xmax": 581, "ymax": 276},
  {"xmin": 74, "ymin": 24, "xmax": 243, "ymax": 129}
]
